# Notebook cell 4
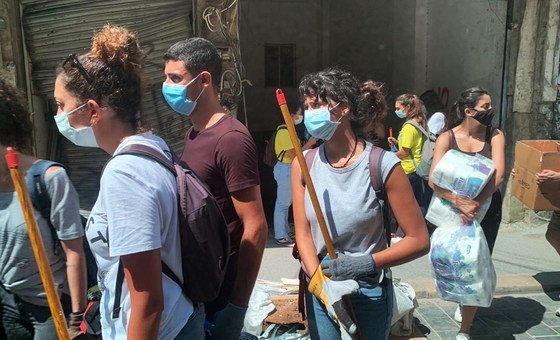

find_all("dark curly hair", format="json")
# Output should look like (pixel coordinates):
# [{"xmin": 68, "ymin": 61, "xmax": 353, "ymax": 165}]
[
  {"xmin": 298, "ymin": 67, "xmax": 387, "ymax": 138},
  {"xmin": 0, "ymin": 79, "xmax": 33, "ymax": 151},
  {"xmin": 445, "ymin": 87, "xmax": 490, "ymax": 131},
  {"xmin": 56, "ymin": 24, "xmax": 146, "ymax": 132}
]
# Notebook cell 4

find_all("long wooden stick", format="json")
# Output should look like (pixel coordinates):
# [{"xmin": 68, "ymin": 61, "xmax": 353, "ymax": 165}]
[
  {"xmin": 275, "ymin": 90, "xmax": 362, "ymax": 340},
  {"xmin": 5, "ymin": 147, "xmax": 70, "ymax": 340},
  {"xmin": 275, "ymin": 89, "xmax": 336, "ymax": 259}
]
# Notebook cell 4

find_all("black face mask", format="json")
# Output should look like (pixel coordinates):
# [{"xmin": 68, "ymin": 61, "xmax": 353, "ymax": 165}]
[{"xmin": 471, "ymin": 108, "xmax": 494, "ymax": 126}]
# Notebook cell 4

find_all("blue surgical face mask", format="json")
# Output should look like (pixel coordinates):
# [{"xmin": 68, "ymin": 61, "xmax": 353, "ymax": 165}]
[
  {"xmin": 395, "ymin": 110, "xmax": 407, "ymax": 119},
  {"xmin": 54, "ymin": 103, "xmax": 99, "ymax": 148},
  {"xmin": 304, "ymin": 103, "xmax": 341, "ymax": 141},
  {"xmin": 162, "ymin": 73, "xmax": 205, "ymax": 116}
]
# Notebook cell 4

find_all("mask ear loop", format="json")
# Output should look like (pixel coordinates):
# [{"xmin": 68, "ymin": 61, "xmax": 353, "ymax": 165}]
[{"xmin": 328, "ymin": 102, "xmax": 344, "ymax": 123}]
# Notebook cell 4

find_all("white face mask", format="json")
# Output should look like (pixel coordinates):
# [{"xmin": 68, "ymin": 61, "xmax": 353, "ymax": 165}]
[
  {"xmin": 293, "ymin": 115, "xmax": 303, "ymax": 125},
  {"xmin": 54, "ymin": 103, "xmax": 99, "ymax": 148}
]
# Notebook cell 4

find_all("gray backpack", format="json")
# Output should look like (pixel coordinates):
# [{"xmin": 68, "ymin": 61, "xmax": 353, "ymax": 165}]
[{"xmin": 404, "ymin": 120, "xmax": 435, "ymax": 180}]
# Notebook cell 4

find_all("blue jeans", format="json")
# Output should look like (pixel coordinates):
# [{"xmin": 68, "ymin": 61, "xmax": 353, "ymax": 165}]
[
  {"xmin": 273, "ymin": 162, "xmax": 292, "ymax": 239},
  {"xmin": 305, "ymin": 279, "xmax": 393, "ymax": 340},
  {"xmin": 407, "ymin": 172, "xmax": 432, "ymax": 216},
  {"xmin": 175, "ymin": 302, "xmax": 205, "ymax": 339}
]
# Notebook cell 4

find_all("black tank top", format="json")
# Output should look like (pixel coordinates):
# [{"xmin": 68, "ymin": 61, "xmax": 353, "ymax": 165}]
[{"xmin": 448, "ymin": 126, "xmax": 494, "ymax": 159}]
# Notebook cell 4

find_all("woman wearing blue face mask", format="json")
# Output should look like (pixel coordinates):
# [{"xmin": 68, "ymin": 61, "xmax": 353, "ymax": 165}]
[
  {"xmin": 53, "ymin": 25, "xmax": 203, "ymax": 340},
  {"xmin": 387, "ymin": 94, "xmax": 432, "ymax": 216},
  {"xmin": 292, "ymin": 68, "xmax": 430, "ymax": 339},
  {"xmin": 0, "ymin": 79, "xmax": 87, "ymax": 339}
]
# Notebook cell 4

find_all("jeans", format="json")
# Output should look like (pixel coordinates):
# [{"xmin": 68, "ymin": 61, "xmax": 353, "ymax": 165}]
[
  {"xmin": 273, "ymin": 162, "xmax": 292, "ymax": 239},
  {"xmin": 305, "ymin": 278, "xmax": 393, "ymax": 340},
  {"xmin": 407, "ymin": 172, "xmax": 433, "ymax": 216},
  {"xmin": 0, "ymin": 285, "xmax": 71, "ymax": 340},
  {"xmin": 175, "ymin": 302, "xmax": 205, "ymax": 340}
]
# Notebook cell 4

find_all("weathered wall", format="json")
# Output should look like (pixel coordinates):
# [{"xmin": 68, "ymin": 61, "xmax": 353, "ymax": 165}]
[
  {"xmin": 239, "ymin": 0, "xmax": 322, "ymax": 132},
  {"xmin": 239, "ymin": 0, "xmax": 395, "ymax": 132},
  {"xmin": 503, "ymin": 0, "xmax": 560, "ymax": 224},
  {"xmin": 425, "ymin": 0, "xmax": 508, "ymax": 117},
  {"xmin": 329, "ymin": 1, "xmax": 394, "ymax": 88}
]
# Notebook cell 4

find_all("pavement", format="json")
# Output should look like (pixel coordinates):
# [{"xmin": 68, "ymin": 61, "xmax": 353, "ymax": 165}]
[
  {"xmin": 410, "ymin": 291, "xmax": 560, "ymax": 340},
  {"xmin": 257, "ymin": 220, "xmax": 560, "ymax": 339}
]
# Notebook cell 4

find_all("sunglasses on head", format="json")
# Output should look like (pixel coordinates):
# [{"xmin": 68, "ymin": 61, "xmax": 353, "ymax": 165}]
[{"xmin": 63, "ymin": 53, "xmax": 94, "ymax": 85}]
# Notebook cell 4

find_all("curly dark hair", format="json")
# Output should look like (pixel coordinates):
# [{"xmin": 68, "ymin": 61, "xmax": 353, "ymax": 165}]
[
  {"xmin": 298, "ymin": 67, "xmax": 387, "ymax": 137},
  {"xmin": 0, "ymin": 79, "xmax": 33, "ymax": 151},
  {"xmin": 56, "ymin": 24, "xmax": 146, "ymax": 132}
]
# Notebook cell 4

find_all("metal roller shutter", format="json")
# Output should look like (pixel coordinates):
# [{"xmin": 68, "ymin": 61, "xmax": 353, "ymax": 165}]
[{"xmin": 21, "ymin": 0, "xmax": 193, "ymax": 209}]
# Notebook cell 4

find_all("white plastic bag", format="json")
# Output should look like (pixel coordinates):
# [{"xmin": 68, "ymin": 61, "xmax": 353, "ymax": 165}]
[
  {"xmin": 390, "ymin": 280, "xmax": 418, "ymax": 336},
  {"xmin": 429, "ymin": 222, "xmax": 496, "ymax": 307},
  {"xmin": 427, "ymin": 150, "xmax": 495, "ymax": 228},
  {"xmin": 430, "ymin": 150, "xmax": 495, "ymax": 198},
  {"xmin": 426, "ymin": 195, "xmax": 490, "ymax": 228}
]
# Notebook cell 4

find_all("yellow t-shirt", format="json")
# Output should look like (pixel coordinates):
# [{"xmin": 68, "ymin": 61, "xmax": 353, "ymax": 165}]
[
  {"xmin": 398, "ymin": 123, "xmax": 425, "ymax": 174},
  {"xmin": 274, "ymin": 126, "xmax": 295, "ymax": 163}
]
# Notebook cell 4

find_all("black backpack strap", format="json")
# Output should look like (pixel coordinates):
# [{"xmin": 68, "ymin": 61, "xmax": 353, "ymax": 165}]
[
  {"xmin": 26, "ymin": 160, "xmax": 65, "ymax": 256},
  {"xmin": 110, "ymin": 143, "xmax": 183, "ymax": 319},
  {"xmin": 112, "ymin": 259, "xmax": 125, "ymax": 319},
  {"xmin": 368, "ymin": 146, "xmax": 393, "ymax": 246}
]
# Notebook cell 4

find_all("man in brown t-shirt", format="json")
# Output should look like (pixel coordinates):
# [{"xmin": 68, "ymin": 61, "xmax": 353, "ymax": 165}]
[{"xmin": 162, "ymin": 37, "xmax": 268, "ymax": 339}]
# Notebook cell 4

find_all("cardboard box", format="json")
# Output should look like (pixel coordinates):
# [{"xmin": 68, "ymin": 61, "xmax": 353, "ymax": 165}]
[{"xmin": 512, "ymin": 140, "xmax": 560, "ymax": 211}]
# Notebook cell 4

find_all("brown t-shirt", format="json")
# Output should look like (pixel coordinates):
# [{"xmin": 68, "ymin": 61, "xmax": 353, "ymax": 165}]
[{"xmin": 181, "ymin": 114, "xmax": 260, "ymax": 250}]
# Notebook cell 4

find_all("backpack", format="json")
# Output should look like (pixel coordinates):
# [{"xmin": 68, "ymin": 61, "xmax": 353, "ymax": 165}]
[
  {"xmin": 26, "ymin": 160, "xmax": 101, "ymax": 338},
  {"xmin": 26, "ymin": 160, "xmax": 99, "ymax": 287},
  {"xmin": 404, "ymin": 120, "xmax": 436, "ymax": 180},
  {"xmin": 110, "ymin": 144, "xmax": 230, "ymax": 311},
  {"xmin": 263, "ymin": 125, "xmax": 288, "ymax": 167}
]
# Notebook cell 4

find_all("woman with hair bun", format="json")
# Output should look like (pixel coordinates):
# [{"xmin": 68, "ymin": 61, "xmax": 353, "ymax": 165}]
[
  {"xmin": 292, "ymin": 67, "xmax": 429, "ymax": 339},
  {"xmin": 54, "ymin": 24, "xmax": 203, "ymax": 339},
  {"xmin": 429, "ymin": 87, "xmax": 505, "ymax": 340}
]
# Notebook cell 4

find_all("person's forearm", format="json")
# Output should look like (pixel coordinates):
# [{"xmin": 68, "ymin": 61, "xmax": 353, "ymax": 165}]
[
  {"xmin": 63, "ymin": 245, "xmax": 87, "ymax": 313},
  {"xmin": 475, "ymin": 173, "xmax": 503, "ymax": 203},
  {"xmin": 230, "ymin": 219, "xmax": 267, "ymax": 307},
  {"xmin": 296, "ymin": 229, "xmax": 320, "ymax": 277},
  {"xmin": 127, "ymin": 302, "xmax": 162, "ymax": 340},
  {"xmin": 373, "ymin": 233, "xmax": 429, "ymax": 269},
  {"xmin": 431, "ymin": 183, "xmax": 458, "ymax": 203}
]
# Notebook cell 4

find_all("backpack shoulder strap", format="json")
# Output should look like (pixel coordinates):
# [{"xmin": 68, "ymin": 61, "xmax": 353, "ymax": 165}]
[
  {"xmin": 368, "ymin": 146, "xmax": 386, "ymax": 199},
  {"xmin": 404, "ymin": 120, "xmax": 430, "ymax": 138},
  {"xmin": 26, "ymin": 160, "xmax": 65, "ymax": 255},
  {"xmin": 110, "ymin": 144, "xmax": 181, "ymax": 319},
  {"xmin": 368, "ymin": 146, "xmax": 393, "ymax": 246},
  {"xmin": 301, "ymin": 147, "xmax": 319, "ymax": 187},
  {"xmin": 109, "ymin": 144, "xmax": 176, "ymax": 176}
]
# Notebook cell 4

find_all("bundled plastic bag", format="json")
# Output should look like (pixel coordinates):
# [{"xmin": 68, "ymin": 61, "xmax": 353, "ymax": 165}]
[
  {"xmin": 430, "ymin": 150, "xmax": 495, "ymax": 198},
  {"xmin": 429, "ymin": 221, "xmax": 496, "ymax": 307},
  {"xmin": 426, "ymin": 195, "xmax": 490, "ymax": 228},
  {"xmin": 391, "ymin": 279, "xmax": 418, "ymax": 336},
  {"xmin": 427, "ymin": 150, "xmax": 495, "ymax": 227}
]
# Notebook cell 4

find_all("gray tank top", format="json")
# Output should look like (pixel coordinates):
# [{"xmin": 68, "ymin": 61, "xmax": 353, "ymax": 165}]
[{"xmin": 304, "ymin": 141, "xmax": 400, "ymax": 258}]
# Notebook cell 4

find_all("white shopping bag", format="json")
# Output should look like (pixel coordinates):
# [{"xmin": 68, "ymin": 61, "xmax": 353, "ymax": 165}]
[{"xmin": 429, "ymin": 222, "xmax": 496, "ymax": 307}]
